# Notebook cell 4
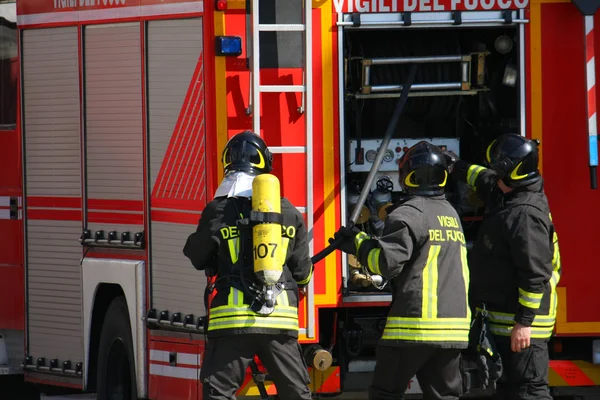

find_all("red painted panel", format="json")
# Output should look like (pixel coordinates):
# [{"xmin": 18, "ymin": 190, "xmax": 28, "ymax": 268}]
[
  {"xmin": 26, "ymin": 209, "xmax": 82, "ymax": 221},
  {"xmin": 0, "ymin": 219, "xmax": 20, "ymax": 266},
  {"xmin": 0, "ymin": 131, "xmax": 19, "ymax": 189},
  {"xmin": 27, "ymin": 196, "xmax": 82, "ymax": 208},
  {"xmin": 541, "ymin": 3, "xmax": 600, "ymax": 323},
  {"xmin": 149, "ymin": 338, "xmax": 204, "ymax": 400},
  {"xmin": 88, "ymin": 199, "xmax": 143, "ymax": 211},
  {"xmin": 202, "ymin": 0, "xmax": 218, "ymax": 197},
  {"xmin": 311, "ymin": 8, "xmax": 326, "ymax": 297},
  {"xmin": 271, "ymin": 154, "xmax": 307, "ymax": 208},
  {"xmin": 18, "ymin": 0, "xmax": 201, "ymax": 15},
  {"xmin": 151, "ymin": 56, "xmax": 207, "ymax": 208},
  {"xmin": 224, "ymin": 12, "xmax": 251, "ymax": 137},
  {"xmin": 549, "ymin": 360, "xmax": 596, "ymax": 386},
  {"xmin": 330, "ymin": 6, "xmax": 342, "ymax": 301},
  {"xmin": 0, "ymin": 265, "xmax": 24, "ymax": 330},
  {"xmin": 261, "ymin": 69, "xmax": 306, "ymax": 148}
]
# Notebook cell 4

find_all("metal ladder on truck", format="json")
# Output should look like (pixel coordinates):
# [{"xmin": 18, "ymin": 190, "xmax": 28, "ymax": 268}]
[{"xmin": 246, "ymin": 0, "xmax": 314, "ymax": 396}]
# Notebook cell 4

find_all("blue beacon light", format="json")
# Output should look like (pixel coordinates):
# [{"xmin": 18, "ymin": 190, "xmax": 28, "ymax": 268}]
[{"xmin": 215, "ymin": 36, "xmax": 242, "ymax": 57}]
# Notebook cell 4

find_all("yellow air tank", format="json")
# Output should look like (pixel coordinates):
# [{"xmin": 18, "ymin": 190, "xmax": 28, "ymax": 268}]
[{"xmin": 252, "ymin": 174, "xmax": 284, "ymax": 286}]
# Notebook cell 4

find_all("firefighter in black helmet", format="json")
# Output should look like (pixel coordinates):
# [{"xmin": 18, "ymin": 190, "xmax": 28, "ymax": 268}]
[
  {"xmin": 447, "ymin": 133, "xmax": 561, "ymax": 400},
  {"xmin": 333, "ymin": 141, "xmax": 471, "ymax": 400},
  {"xmin": 183, "ymin": 130, "xmax": 313, "ymax": 400}
]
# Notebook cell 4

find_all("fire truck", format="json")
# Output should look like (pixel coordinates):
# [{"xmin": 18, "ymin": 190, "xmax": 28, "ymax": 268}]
[{"xmin": 3, "ymin": 0, "xmax": 600, "ymax": 397}]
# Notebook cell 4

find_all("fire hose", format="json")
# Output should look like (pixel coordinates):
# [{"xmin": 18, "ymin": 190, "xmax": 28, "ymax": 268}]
[{"xmin": 310, "ymin": 63, "xmax": 418, "ymax": 265}]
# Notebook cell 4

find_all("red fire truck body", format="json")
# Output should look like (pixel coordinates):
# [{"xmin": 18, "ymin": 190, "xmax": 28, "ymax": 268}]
[{"xmin": 2, "ymin": 0, "xmax": 600, "ymax": 397}]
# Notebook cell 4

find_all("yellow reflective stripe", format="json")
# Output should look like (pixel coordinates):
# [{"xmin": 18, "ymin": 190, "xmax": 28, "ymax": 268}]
[
  {"xmin": 382, "ymin": 328, "xmax": 469, "ymax": 342},
  {"xmin": 208, "ymin": 316, "xmax": 299, "ymax": 331},
  {"xmin": 549, "ymin": 228, "xmax": 561, "ymax": 318},
  {"xmin": 227, "ymin": 287, "xmax": 244, "ymax": 307},
  {"xmin": 227, "ymin": 238, "xmax": 240, "ymax": 264},
  {"xmin": 466, "ymin": 165, "xmax": 486, "ymax": 187},
  {"xmin": 281, "ymin": 237, "xmax": 290, "ymax": 262},
  {"xmin": 479, "ymin": 308, "xmax": 556, "ymax": 327},
  {"xmin": 355, "ymin": 231, "xmax": 370, "ymax": 252},
  {"xmin": 277, "ymin": 290, "xmax": 290, "ymax": 307},
  {"xmin": 296, "ymin": 266, "xmax": 312, "ymax": 286},
  {"xmin": 519, "ymin": 288, "xmax": 543, "ymax": 300},
  {"xmin": 387, "ymin": 316, "xmax": 470, "ymax": 323},
  {"xmin": 518, "ymin": 288, "xmax": 543, "ymax": 309},
  {"xmin": 367, "ymin": 248, "xmax": 382, "ymax": 275},
  {"xmin": 422, "ymin": 245, "xmax": 441, "ymax": 319},
  {"xmin": 460, "ymin": 245, "xmax": 471, "ymax": 320},
  {"xmin": 386, "ymin": 318, "xmax": 470, "ymax": 330},
  {"xmin": 489, "ymin": 324, "xmax": 554, "ymax": 338}
]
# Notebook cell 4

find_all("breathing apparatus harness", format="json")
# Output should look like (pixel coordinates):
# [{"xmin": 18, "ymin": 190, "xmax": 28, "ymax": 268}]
[{"xmin": 206, "ymin": 195, "xmax": 287, "ymax": 317}]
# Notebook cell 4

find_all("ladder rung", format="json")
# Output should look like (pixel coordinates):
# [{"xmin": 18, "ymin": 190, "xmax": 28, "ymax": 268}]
[
  {"xmin": 269, "ymin": 146, "xmax": 306, "ymax": 154},
  {"xmin": 258, "ymin": 24, "xmax": 305, "ymax": 32},
  {"xmin": 259, "ymin": 85, "xmax": 305, "ymax": 93}
]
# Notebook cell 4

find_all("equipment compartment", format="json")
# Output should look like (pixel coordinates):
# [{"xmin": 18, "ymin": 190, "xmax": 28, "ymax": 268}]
[{"xmin": 341, "ymin": 25, "xmax": 522, "ymax": 296}]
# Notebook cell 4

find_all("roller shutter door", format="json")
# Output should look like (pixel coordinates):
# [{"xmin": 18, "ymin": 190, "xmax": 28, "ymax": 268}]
[
  {"xmin": 22, "ymin": 26, "xmax": 84, "ymax": 368},
  {"xmin": 147, "ymin": 18, "xmax": 208, "ymax": 318},
  {"xmin": 84, "ymin": 23, "xmax": 143, "ymax": 235}
]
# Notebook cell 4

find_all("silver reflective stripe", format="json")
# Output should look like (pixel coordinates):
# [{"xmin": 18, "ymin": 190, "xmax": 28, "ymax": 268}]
[
  {"xmin": 386, "ymin": 319, "xmax": 470, "ymax": 329},
  {"xmin": 210, "ymin": 307, "xmax": 298, "ymax": 318}
]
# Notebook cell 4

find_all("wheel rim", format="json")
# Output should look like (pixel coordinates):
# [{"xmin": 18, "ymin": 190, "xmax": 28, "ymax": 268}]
[{"xmin": 106, "ymin": 338, "xmax": 131, "ymax": 400}]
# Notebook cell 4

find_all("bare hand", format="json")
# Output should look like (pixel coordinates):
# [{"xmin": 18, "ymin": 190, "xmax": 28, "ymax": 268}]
[{"xmin": 511, "ymin": 323, "xmax": 531, "ymax": 352}]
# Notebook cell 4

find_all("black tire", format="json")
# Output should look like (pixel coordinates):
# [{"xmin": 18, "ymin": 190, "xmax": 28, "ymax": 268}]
[{"xmin": 96, "ymin": 295, "xmax": 138, "ymax": 400}]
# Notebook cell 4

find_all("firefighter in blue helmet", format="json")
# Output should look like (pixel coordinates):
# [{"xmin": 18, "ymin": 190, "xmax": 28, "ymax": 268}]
[
  {"xmin": 183, "ymin": 130, "xmax": 313, "ymax": 400},
  {"xmin": 446, "ymin": 133, "xmax": 561, "ymax": 400},
  {"xmin": 333, "ymin": 141, "xmax": 471, "ymax": 400}
]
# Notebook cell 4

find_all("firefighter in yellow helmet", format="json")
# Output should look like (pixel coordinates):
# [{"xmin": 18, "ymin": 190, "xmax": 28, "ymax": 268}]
[
  {"xmin": 447, "ymin": 133, "xmax": 561, "ymax": 400},
  {"xmin": 183, "ymin": 130, "xmax": 313, "ymax": 400},
  {"xmin": 333, "ymin": 141, "xmax": 471, "ymax": 400}
]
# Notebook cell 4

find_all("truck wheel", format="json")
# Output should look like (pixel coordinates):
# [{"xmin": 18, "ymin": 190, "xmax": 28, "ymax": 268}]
[{"xmin": 97, "ymin": 296, "xmax": 137, "ymax": 400}]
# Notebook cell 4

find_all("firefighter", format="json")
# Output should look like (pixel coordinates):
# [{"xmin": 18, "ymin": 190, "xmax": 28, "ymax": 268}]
[
  {"xmin": 183, "ymin": 130, "xmax": 314, "ymax": 400},
  {"xmin": 332, "ymin": 141, "xmax": 471, "ymax": 400},
  {"xmin": 447, "ymin": 133, "xmax": 561, "ymax": 400}
]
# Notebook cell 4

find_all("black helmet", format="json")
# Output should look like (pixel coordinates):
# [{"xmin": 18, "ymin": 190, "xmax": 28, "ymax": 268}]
[
  {"xmin": 485, "ymin": 133, "xmax": 540, "ymax": 188},
  {"xmin": 221, "ymin": 130, "xmax": 273, "ymax": 175},
  {"xmin": 398, "ymin": 141, "xmax": 449, "ymax": 196}
]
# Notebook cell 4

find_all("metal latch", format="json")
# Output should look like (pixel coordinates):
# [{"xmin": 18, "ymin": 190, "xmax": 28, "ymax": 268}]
[{"xmin": 9, "ymin": 197, "xmax": 18, "ymax": 220}]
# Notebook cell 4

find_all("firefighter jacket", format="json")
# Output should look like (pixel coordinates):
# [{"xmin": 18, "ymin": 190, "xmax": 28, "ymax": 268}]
[
  {"xmin": 452, "ymin": 161, "xmax": 562, "ymax": 342},
  {"xmin": 183, "ymin": 195, "xmax": 313, "ymax": 339},
  {"xmin": 355, "ymin": 195, "xmax": 471, "ymax": 348}
]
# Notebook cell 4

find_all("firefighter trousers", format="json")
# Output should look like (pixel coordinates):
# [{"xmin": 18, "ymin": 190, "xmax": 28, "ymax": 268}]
[
  {"xmin": 200, "ymin": 334, "xmax": 312, "ymax": 400},
  {"xmin": 369, "ymin": 344, "xmax": 463, "ymax": 400},
  {"xmin": 491, "ymin": 336, "xmax": 552, "ymax": 400}
]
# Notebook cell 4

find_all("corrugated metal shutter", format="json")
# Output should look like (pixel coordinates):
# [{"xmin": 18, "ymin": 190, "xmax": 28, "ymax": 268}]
[
  {"xmin": 84, "ymin": 23, "xmax": 143, "ymax": 234},
  {"xmin": 147, "ymin": 18, "xmax": 208, "ymax": 317},
  {"xmin": 22, "ymin": 27, "xmax": 83, "ymax": 366}
]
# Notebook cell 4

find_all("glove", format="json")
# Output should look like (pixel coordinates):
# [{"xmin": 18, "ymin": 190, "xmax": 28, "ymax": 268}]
[
  {"xmin": 330, "ymin": 225, "xmax": 365, "ymax": 255},
  {"xmin": 442, "ymin": 150, "xmax": 460, "ymax": 172}
]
